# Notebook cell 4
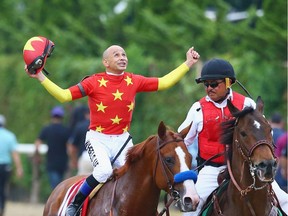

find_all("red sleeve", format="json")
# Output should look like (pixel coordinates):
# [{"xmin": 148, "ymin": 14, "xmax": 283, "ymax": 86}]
[
  {"xmin": 69, "ymin": 85, "xmax": 83, "ymax": 100},
  {"xmin": 132, "ymin": 74, "xmax": 158, "ymax": 92}
]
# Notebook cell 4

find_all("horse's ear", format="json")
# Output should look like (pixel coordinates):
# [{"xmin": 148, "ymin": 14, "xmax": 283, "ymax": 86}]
[
  {"xmin": 179, "ymin": 123, "xmax": 192, "ymax": 139},
  {"xmin": 256, "ymin": 96, "xmax": 264, "ymax": 114},
  {"xmin": 158, "ymin": 121, "xmax": 167, "ymax": 140},
  {"xmin": 227, "ymin": 99, "xmax": 239, "ymax": 114}
]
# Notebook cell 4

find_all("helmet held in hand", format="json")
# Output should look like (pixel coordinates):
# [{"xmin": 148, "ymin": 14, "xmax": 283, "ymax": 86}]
[{"xmin": 23, "ymin": 36, "xmax": 55, "ymax": 75}]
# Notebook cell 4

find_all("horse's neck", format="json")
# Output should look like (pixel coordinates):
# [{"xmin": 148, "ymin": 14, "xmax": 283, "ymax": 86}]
[{"xmin": 116, "ymin": 161, "xmax": 161, "ymax": 211}]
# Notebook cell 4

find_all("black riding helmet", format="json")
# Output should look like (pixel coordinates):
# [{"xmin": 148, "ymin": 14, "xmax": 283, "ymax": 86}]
[{"xmin": 195, "ymin": 58, "xmax": 236, "ymax": 84}]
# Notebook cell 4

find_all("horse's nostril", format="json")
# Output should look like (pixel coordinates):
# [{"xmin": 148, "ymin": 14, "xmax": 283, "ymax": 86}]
[
  {"xmin": 256, "ymin": 160, "xmax": 277, "ymax": 169},
  {"xmin": 257, "ymin": 162, "xmax": 266, "ymax": 169},
  {"xmin": 184, "ymin": 197, "xmax": 192, "ymax": 205}
]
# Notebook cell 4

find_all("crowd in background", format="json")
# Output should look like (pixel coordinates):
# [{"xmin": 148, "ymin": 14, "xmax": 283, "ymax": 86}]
[{"xmin": 269, "ymin": 112, "xmax": 287, "ymax": 192}]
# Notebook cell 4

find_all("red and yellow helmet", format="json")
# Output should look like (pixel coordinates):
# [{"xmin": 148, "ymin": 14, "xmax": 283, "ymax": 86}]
[{"xmin": 23, "ymin": 36, "xmax": 55, "ymax": 74}]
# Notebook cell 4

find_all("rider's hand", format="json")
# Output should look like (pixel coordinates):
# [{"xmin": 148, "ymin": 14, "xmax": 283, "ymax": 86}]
[{"xmin": 185, "ymin": 47, "xmax": 200, "ymax": 68}]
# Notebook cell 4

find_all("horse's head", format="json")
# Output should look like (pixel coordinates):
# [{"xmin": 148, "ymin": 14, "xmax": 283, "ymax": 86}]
[
  {"xmin": 154, "ymin": 121, "xmax": 199, "ymax": 212},
  {"xmin": 225, "ymin": 96, "xmax": 277, "ymax": 184}
]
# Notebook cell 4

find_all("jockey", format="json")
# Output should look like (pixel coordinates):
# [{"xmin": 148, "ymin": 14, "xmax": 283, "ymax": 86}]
[
  {"xmin": 24, "ymin": 39, "xmax": 200, "ymax": 216},
  {"xmin": 178, "ymin": 58, "xmax": 288, "ymax": 215}
]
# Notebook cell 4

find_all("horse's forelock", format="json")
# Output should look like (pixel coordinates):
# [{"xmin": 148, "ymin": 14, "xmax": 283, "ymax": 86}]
[{"xmin": 234, "ymin": 106, "xmax": 254, "ymax": 118}]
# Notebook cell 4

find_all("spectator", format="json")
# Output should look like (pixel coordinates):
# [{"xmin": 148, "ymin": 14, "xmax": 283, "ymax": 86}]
[
  {"xmin": 270, "ymin": 112, "xmax": 285, "ymax": 144},
  {"xmin": 34, "ymin": 106, "xmax": 70, "ymax": 189},
  {"xmin": 68, "ymin": 103, "xmax": 89, "ymax": 133},
  {"xmin": 275, "ymin": 133, "xmax": 288, "ymax": 192},
  {"xmin": 0, "ymin": 114, "xmax": 23, "ymax": 216},
  {"xmin": 275, "ymin": 131, "xmax": 288, "ymax": 158},
  {"xmin": 67, "ymin": 106, "xmax": 93, "ymax": 175}
]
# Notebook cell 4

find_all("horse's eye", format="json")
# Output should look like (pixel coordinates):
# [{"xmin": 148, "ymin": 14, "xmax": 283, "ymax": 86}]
[
  {"xmin": 240, "ymin": 131, "xmax": 247, "ymax": 137},
  {"xmin": 164, "ymin": 157, "xmax": 175, "ymax": 166}
]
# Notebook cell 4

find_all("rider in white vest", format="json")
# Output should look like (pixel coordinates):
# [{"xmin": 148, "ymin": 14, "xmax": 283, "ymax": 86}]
[{"xmin": 178, "ymin": 58, "xmax": 288, "ymax": 215}]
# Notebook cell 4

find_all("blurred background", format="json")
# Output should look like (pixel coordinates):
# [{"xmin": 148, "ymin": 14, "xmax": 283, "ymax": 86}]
[{"xmin": 0, "ymin": 0, "xmax": 286, "ymax": 209}]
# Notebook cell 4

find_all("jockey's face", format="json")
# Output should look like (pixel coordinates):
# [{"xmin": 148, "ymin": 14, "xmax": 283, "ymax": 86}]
[
  {"xmin": 102, "ymin": 45, "xmax": 128, "ymax": 74},
  {"xmin": 204, "ymin": 79, "xmax": 228, "ymax": 103}
]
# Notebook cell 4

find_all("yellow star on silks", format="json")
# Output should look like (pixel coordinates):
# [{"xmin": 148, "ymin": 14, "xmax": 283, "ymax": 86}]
[
  {"xmin": 122, "ymin": 126, "xmax": 129, "ymax": 133},
  {"xmin": 98, "ymin": 77, "xmax": 108, "ymax": 87},
  {"xmin": 124, "ymin": 76, "xmax": 133, "ymax": 86},
  {"xmin": 96, "ymin": 125, "xmax": 105, "ymax": 133},
  {"xmin": 127, "ymin": 102, "xmax": 134, "ymax": 112},
  {"xmin": 112, "ymin": 89, "xmax": 123, "ymax": 101},
  {"xmin": 96, "ymin": 102, "xmax": 107, "ymax": 113},
  {"xmin": 111, "ymin": 115, "xmax": 122, "ymax": 125}
]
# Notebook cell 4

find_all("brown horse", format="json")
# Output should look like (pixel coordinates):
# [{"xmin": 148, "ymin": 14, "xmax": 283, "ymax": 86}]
[
  {"xmin": 201, "ymin": 97, "xmax": 281, "ymax": 216},
  {"xmin": 44, "ymin": 121, "xmax": 200, "ymax": 216}
]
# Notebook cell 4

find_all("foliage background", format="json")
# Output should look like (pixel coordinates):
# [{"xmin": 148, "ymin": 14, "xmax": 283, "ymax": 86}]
[{"xmin": 0, "ymin": 0, "xmax": 286, "ymax": 201}]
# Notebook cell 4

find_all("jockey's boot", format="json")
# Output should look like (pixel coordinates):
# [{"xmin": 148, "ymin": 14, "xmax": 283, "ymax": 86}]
[
  {"xmin": 66, "ymin": 175, "xmax": 99, "ymax": 216},
  {"xmin": 65, "ymin": 191, "xmax": 86, "ymax": 216}
]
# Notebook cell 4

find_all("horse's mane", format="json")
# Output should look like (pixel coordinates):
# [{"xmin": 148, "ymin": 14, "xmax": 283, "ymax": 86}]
[
  {"xmin": 113, "ymin": 135, "xmax": 156, "ymax": 179},
  {"xmin": 113, "ymin": 126, "xmax": 179, "ymax": 179},
  {"xmin": 221, "ymin": 106, "xmax": 254, "ymax": 146}
]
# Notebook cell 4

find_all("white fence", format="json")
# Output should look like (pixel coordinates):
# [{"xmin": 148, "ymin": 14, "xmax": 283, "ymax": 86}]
[{"xmin": 17, "ymin": 143, "xmax": 48, "ymax": 155}]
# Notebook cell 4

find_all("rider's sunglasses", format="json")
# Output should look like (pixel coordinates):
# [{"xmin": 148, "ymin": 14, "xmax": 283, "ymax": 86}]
[{"xmin": 203, "ymin": 81, "xmax": 224, "ymax": 88}]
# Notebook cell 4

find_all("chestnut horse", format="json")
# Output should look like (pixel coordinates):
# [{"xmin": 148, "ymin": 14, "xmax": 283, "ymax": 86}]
[
  {"xmin": 201, "ymin": 97, "xmax": 282, "ymax": 216},
  {"xmin": 44, "ymin": 121, "xmax": 199, "ymax": 216}
]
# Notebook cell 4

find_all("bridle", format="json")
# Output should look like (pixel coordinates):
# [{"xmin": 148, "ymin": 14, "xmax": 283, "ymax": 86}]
[
  {"xmin": 227, "ymin": 117, "xmax": 276, "ymax": 194},
  {"xmin": 226, "ymin": 117, "xmax": 277, "ymax": 216},
  {"xmin": 153, "ymin": 137, "xmax": 185, "ymax": 215}
]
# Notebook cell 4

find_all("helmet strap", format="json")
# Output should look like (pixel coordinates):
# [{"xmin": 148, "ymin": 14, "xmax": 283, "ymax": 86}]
[
  {"xmin": 42, "ymin": 68, "xmax": 49, "ymax": 75},
  {"xmin": 225, "ymin": 78, "xmax": 231, "ymax": 89}
]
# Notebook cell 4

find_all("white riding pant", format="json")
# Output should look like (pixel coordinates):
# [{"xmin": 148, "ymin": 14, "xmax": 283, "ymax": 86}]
[
  {"xmin": 183, "ymin": 165, "xmax": 288, "ymax": 216},
  {"xmin": 85, "ymin": 130, "xmax": 133, "ymax": 183}
]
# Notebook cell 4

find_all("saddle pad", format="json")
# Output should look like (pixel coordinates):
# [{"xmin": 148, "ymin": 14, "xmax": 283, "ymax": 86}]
[{"xmin": 57, "ymin": 178, "xmax": 89, "ymax": 216}]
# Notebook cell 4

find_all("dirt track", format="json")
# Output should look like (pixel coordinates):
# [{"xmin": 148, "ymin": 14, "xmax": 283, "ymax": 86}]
[
  {"xmin": 5, "ymin": 201, "xmax": 183, "ymax": 216},
  {"xmin": 5, "ymin": 201, "xmax": 44, "ymax": 216}
]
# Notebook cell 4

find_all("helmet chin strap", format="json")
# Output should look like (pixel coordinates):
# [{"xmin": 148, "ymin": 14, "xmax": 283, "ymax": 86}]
[
  {"xmin": 225, "ymin": 78, "xmax": 231, "ymax": 89},
  {"xmin": 42, "ymin": 68, "xmax": 49, "ymax": 75}
]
